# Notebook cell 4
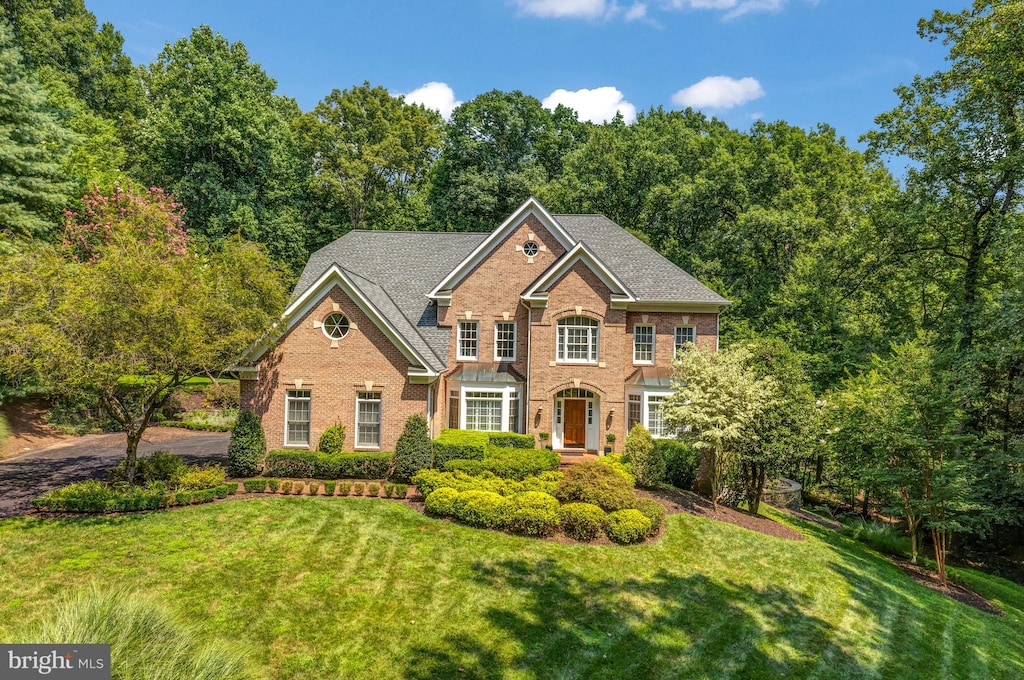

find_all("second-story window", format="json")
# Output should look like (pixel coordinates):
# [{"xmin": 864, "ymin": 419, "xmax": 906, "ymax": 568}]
[
  {"xmin": 675, "ymin": 326, "xmax": 696, "ymax": 354},
  {"xmin": 495, "ymin": 321, "xmax": 516, "ymax": 361},
  {"xmin": 458, "ymin": 320, "xmax": 478, "ymax": 360},
  {"xmin": 633, "ymin": 324, "xmax": 654, "ymax": 363},
  {"xmin": 557, "ymin": 316, "xmax": 599, "ymax": 363}
]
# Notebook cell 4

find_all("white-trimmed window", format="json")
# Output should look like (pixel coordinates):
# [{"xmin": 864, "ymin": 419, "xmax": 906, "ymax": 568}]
[
  {"xmin": 495, "ymin": 321, "xmax": 516, "ymax": 361},
  {"xmin": 508, "ymin": 391, "xmax": 520, "ymax": 433},
  {"xmin": 633, "ymin": 324, "xmax": 654, "ymax": 364},
  {"xmin": 458, "ymin": 321, "xmax": 478, "ymax": 360},
  {"xmin": 285, "ymin": 390, "xmax": 311, "ymax": 446},
  {"xmin": 465, "ymin": 390, "xmax": 504, "ymax": 431},
  {"xmin": 355, "ymin": 391, "xmax": 382, "ymax": 448},
  {"xmin": 448, "ymin": 390, "xmax": 460, "ymax": 429},
  {"xmin": 647, "ymin": 395, "xmax": 667, "ymax": 437},
  {"xmin": 556, "ymin": 316, "xmax": 599, "ymax": 363},
  {"xmin": 627, "ymin": 391, "xmax": 673, "ymax": 438},
  {"xmin": 627, "ymin": 394, "xmax": 642, "ymax": 431},
  {"xmin": 675, "ymin": 326, "xmax": 696, "ymax": 354}
]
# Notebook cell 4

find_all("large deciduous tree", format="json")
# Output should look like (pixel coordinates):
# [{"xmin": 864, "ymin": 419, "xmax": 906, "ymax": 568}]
[
  {"xmin": 664, "ymin": 345, "xmax": 776, "ymax": 509},
  {"xmin": 826, "ymin": 338, "xmax": 980, "ymax": 584},
  {"xmin": 136, "ymin": 26, "xmax": 308, "ymax": 266},
  {"xmin": 294, "ymin": 82, "xmax": 441, "ymax": 243},
  {"xmin": 0, "ymin": 19, "xmax": 73, "ymax": 243},
  {"xmin": 0, "ymin": 183, "xmax": 288, "ymax": 482},
  {"xmin": 865, "ymin": 1, "xmax": 1024, "ymax": 351}
]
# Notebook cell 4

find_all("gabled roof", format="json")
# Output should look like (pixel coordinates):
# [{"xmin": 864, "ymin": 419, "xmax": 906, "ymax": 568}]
[
  {"xmin": 553, "ymin": 214, "xmax": 731, "ymax": 306},
  {"xmin": 522, "ymin": 241, "xmax": 636, "ymax": 305},
  {"xmin": 427, "ymin": 197, "xmax": 575, "ymax": 302}
]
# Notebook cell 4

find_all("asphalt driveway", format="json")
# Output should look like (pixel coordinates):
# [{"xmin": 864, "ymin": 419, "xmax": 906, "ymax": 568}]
[{"xmin": 0, "ymin": 428, "xmax": 229, "ymax": 518}]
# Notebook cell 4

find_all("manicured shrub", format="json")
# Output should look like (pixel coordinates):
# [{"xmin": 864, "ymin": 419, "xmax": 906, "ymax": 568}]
[
  {"xmin": 108, "ymin": 450, "xmax": 186, "ymax": 484},
  {"xmin": 172, "ymin": 464, "xmax": 227, "ymax": 491},
  {"xmin": 658, "ymin": 439, "xmax": 701, "ymax": 490},
  {"xmin": 391, "ymin": 483, "xmax": 408, "ymax": 499},
  {"xmin": 292, "ymin": 481, "xmax": 305, "ymax": 495},
  {"xmin": 501, "ymin": 492, "xmax": 560, "ymax": 536},
  {"xmin": 227, "ymin": 409, "xmax": 266, "ymax": 477},
  {"xmin": 452, "ymin": 490, "xmax": 507, "ymax": 528},
  {"xmin": 352, "ymin": 482, "xmax": 364, "ymax": 496},
  {"xmin": 559, "ymin": 503, "xmax": 606, "ymax": 542},
  {"xmin": 631, "ymin": 498, "xmax": 667, "ymax": 536},
  {"xmin": 413, "ymin": 468, "xmax": 560, "ymax": 498},
  {"xmin": 432, "ymin": 429, "xmax": 489, "ymax": 468},
  {"xmin": 32, "ymin": 480, "xmax": 168, "ymax": 513},
  {"xmin": 520, "ymin": 471, "xmax": 563, "ymax": 496},
  {"xmin": 213, "ymin": 485, "xmax": 230, "ymax": 499},
  {"xmin": 623, "ymin": 424, "xmax": 664, "ymax": 487},
  {"xmin": 317, "ymin": 423, "xmax": 346, "ymax": 455},
  {"xmin": 266, "ymin": 478, "xmax": 280, "ymax": 493},
  {"xmin": 604, "ymin": 509, "xmax": 652, "ymax": 544},
  {"xmin": 323, "ymin": 481, "xmax": 336, "ymax": 496},
  {"xmin": 337, "ymin": 481, "xmax": 352, "ymax": 496},
  {"xmin": 392, "ymin": 414, "xmax": 434, "ymax": 482},
  {"xmin": 368, "ymin": 482, "xmax": 380, "ymax": 497},
  {"xmin": 280, "ymin": 480, "xmax": 292, "ymax": 494},
  {"xmin": 555, "ymin": 462, "xmax": 637, "ymax": 512},
  {"xmin": 264, "ymin": 450, "xmax": 393, "ymax": 479},
  {"xmin": 444, "ymin": 448, "xmax": 560, "ymax": 480},
  {"xmin": 308, "ymin": 480, "xmax": 321, "ymax": 495},
  {"xmin": 487, "ymin": 432, "xmax": 536, "ymax": 449},
  {"xmin": 596, "ymin": 453, "xmax": 636, "ymax": 486},
  {"xmin": 192, "ymin": 488, "xmax": 217, "ymax": 504},
  {"xmin": 174, "ymin": 490, "xmax": 193, "ymax": 506},
  {"xmin": 424, "ymin": 487, "xmax": 460, "ymax": 516}
]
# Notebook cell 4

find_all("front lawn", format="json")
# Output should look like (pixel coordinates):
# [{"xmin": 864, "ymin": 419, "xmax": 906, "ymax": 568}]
[{"xmin": 1, "ymin": 498, "xmax": 1021, "ymax": 679}]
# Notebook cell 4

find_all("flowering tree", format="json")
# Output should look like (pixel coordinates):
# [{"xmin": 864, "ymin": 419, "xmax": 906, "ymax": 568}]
[{"xmin": 0, "ymin": 183, "xmax": 288, "ymax": 482}]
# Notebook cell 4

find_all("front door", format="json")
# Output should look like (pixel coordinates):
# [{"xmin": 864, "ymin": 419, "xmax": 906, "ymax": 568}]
[{"xmin": 563, "ymin": 399, "xmax": 586, "ymax": 448}]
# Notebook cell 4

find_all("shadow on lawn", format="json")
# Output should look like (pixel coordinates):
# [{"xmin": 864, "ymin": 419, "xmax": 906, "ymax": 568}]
[{"xmin": 401, "ymin": 557, "xmax": 871, "ymax": 680}]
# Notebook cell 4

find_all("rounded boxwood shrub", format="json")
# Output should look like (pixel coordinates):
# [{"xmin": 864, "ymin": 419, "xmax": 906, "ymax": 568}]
[
  {"xmin": 555, "ymin": 462, "xmax": 636, "ymax": 512},
  {"xmin": 604, "ymin": 509, "xmax": 652, "ymax": 544},
  {"xmin": 631, "ymin": 498, "xmax": 667, "ymax": 536},
  {"xmin": 501, "ymin": 491, "xmax": 560, "ymax": 536},
  {"xmin": 452, "ymin": 490, "xmax": 506, "ymax": 528},
  {"xmin": 623, "ymin": 424, "xmax": 664, "ymax": 487},
  {"xmin": 424, "ymin": 487, "xmax": 460, "ymax": 516},
  {"xmin": 559, "ymin": 502, "xmax": 607, "ymax": 542},
  {"xmin": 317, "ymin": 423, "xmax": 346, "ymax": 455},
  {"xmin": 227, "ymin": 410, "xmax": 266, "ymax": 477}
]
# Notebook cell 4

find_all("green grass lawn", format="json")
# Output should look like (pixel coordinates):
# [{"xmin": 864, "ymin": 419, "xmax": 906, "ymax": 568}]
[{"xmin": 1, "ymin": 498, "xmax": 1021, "ymax": 679}]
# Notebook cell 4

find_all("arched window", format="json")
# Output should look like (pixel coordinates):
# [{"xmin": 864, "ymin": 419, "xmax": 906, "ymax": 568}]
[{"xmin": 557, "ymin": 316, "xmax": 599, "ymax": 363}]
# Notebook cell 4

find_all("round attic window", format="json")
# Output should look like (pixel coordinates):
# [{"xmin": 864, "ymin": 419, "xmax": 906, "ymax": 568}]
[
  {"xmin": 322, "ymin": 312, "xmax": 350, "ymax": 340},
  {"xmin": 523, "ymin": 241, "xmax": 540, "ymax": 257}
]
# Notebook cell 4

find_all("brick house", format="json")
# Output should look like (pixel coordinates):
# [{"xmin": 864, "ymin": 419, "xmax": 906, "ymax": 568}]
[{"xmin": 238, "ymin": 198, "xmax": 729, "ymax": 453}]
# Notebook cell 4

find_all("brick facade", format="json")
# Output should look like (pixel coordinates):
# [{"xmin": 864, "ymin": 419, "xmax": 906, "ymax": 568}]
[{"xmin": 242, "ymin": 207, "xmax": 723, "ymax": 454}]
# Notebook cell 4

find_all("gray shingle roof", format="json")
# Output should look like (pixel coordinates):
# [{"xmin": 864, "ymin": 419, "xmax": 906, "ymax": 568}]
[
  {"xmin": 288, "ymin": 214, "xmax": 727, "ymax": 369},
  {"xmin": 552, "ymin": 214, "xmax": 730, "ymax": 305}
]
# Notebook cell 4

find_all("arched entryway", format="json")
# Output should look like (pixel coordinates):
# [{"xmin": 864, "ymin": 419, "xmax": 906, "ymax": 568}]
[{"xmin": 552, "ymin": 388, "xmax": 598, "ymax": 451}]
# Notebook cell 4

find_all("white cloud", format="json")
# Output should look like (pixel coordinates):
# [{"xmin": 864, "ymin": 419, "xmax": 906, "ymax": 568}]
[
  {"xmin": 672, "ymin": 76, "xmax": 765, "ymax": 110},
  {"xmin": 404, "ymin": 82, "xmax": 462, "ymax": 119},
  {"xmin": 624, "ymin": 2, "xmax": 648, "ymax": 20},
  {"xmin": 512, "ymin": 0, "xmax": 609, "ymax": 19},
  {"xmin": 543, "ymin": 86, "xmax": 637, "ymax": 124},
  {"xmin": 663, "ymin": 0, "xmax": 786, "ymax": 17}
]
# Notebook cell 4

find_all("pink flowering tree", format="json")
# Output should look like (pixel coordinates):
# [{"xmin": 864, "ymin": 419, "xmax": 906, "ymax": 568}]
[{"xmin": 1, "ymin": 183, "xmax": 288, "ymax": 483}]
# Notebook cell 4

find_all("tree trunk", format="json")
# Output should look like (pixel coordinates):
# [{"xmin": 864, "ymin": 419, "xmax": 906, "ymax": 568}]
[
  {"xmin": 125, "ymin": 429, "xmax": 142, "ymax": 485},
  {"xmin": 696, "ymin": 449, "xmax": 715, "ymax": 499},
  {"xmin": 932, "ymin": 526, "xmax": 948, "ymax": 587},
  {"xmin": 861, "ymin": 489, "xmax": 870, "ymax": 518}
]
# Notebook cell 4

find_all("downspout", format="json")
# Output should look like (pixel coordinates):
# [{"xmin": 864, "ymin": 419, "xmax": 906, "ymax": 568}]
[
  {"xmin": 426, "ymin": 381, "xmax": 434, "ymax": 439},
  {"xmin": 716, "ymin": 309, "xmax": 720, "ymax": 351},
  {"xmin": 521, "ymin": 297, "xmax": 532, "ymax": 435}
]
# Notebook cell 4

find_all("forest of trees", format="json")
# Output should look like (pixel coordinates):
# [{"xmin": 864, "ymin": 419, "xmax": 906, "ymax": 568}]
[{"xmin": 0, "ymin": 1, "xmax": 1021, "ymax": 568}]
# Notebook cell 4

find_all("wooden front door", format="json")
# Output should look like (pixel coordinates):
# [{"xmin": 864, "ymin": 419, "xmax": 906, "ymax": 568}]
[{"xmin": 563, "ymin": 399, "xmax": 586, "ymax": 448}]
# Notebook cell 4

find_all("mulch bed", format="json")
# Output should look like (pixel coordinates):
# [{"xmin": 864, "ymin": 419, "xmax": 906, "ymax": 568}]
[
  {"xmin": 892, "ymin": 558, "xmax": 1004, "ymax": 616},
  {"xmin": 635, "ymin": 486, "xmax": 805, "ymax": 541}
]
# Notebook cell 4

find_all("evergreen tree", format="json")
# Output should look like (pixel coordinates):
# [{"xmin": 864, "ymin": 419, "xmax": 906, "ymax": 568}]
[
  {"xmin": 392, "ymin": 414, "xmax": 432, "ymax": 483},
  {"xmin": 0, "ymin": 19, "xmax": 73, "ymax": 242}
]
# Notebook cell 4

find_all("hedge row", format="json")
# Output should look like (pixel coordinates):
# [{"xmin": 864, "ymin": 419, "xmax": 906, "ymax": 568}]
[
  {"xmin": 431, "ymin": 429, "xmax": 490, "ymax": 468},
  {"xmin": 443, "ymin": 447, "xmax": 560, "ymax": 480},
  {"xmin": 424, "ymin": 487, "xmax": 663, "ymax": 543},
  {"xmin": 241, "ymin": 478, "xmax": 408, "ymax": 498},
  {"xmin": 32, "ymin": 480, "xmax": 237, "ymax": 514},
  {"xmin": 263, "ymin": 450, "xmax": 393, "ymax": 479},
  {"xmin": 411, "ymin": 469, "xmax": 562, "ymax": 498},
  {"xmin": 160, "ymin": 420, "xmax": 234, "ymax": 433}
]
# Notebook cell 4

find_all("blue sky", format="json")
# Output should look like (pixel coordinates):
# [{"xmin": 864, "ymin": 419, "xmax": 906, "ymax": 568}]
[{"xmin": 89, "ymin": 0, "xmax": 964, "ymax": 149}]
